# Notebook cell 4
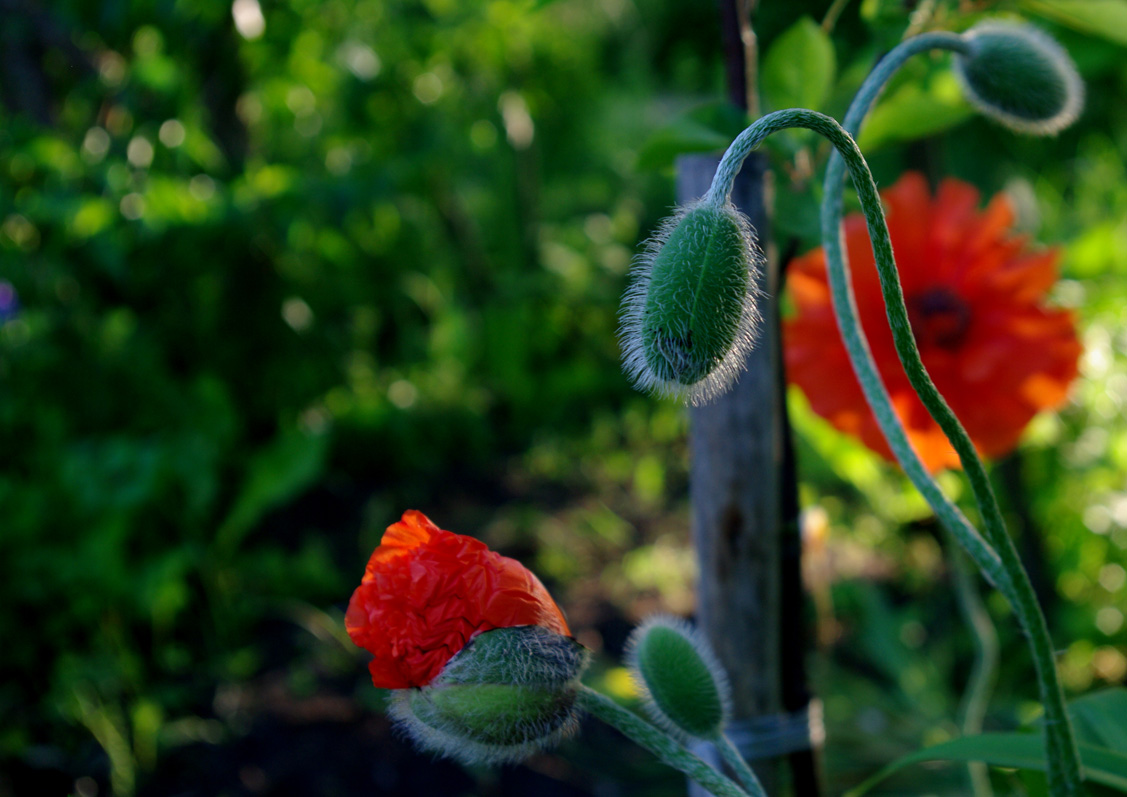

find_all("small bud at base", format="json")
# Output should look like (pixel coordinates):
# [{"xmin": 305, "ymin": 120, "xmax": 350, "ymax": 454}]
[
  {"xmin": 619, "ymin": 201, "xmax": 763, "ymax": 406},
  {"xmin": 954, "ymin": 22, "xmax": 1083, "ymax": 136},
  {"xmin": 625, "ymin": 615, "xmax": 731, "ymax": 741}
]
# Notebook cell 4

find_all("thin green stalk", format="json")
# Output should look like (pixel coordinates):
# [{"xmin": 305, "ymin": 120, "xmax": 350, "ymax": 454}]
[
  {"xmin": 576, "ymin": 686, "xmax": 754, "ymax": 797},
  {"xmin": 806, "ymin": 32, "xmax": 984, "ymax": 594},
  {"xmin": 828, "ymin": 45, "xmax": 1004, "ymax": 795},
  {"xmin": 821, "ymin": 34, "xmax": 1082, "ymax": 794},
  {"xmin": 950, "ymin": 533, "xmax": 998, "ymax": 797},
  {"xmin": 715, "ymin": 732, "xmax": 768, "ymax": 796},
  {"xmin": 820, "ymin": 0, "xmax": 851, "ymax": 33}
]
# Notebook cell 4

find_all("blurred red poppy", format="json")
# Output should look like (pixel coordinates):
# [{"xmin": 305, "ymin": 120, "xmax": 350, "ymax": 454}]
[
  {"xmin": 346, "ymin": 510, "xmax": 570, "ymax": 689},
  {"xmin": 784, "ymin": 172, "xmax": 1081, "ymax": 472}
]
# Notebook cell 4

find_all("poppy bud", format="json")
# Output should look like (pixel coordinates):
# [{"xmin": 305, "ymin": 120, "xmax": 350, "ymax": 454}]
[
  {"xmin": 620, "ymin": 200, "xmax": 763, "ymax": 406},
  {"xmin": 390, "ymin": 626, "xmax": 590, "ymax": 765},
  {"xmin": 346, "ymin": 510, "xmax": 572, "ymax": 690},
  {"xmin": 954, "ymin": 22, "xmax": 1083, "ymax": 135},
  {"xmin": 625, "ymin": 616, "xmax": 731, "ymax": 741}
]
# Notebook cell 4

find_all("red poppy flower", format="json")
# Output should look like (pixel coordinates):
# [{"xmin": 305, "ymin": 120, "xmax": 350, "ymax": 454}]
[
  {"xmin": 784, "ymin": 172, "xmax": 1081, "ymax": 472},
  {"xmin": 346, "ymin": 510, "xmax": 571, "ymax": 689}
]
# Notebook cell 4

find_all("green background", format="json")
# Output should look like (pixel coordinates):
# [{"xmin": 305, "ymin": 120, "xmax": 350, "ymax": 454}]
[{"xmin": 1, "ymin": 0, "xmax": 1126, "ymax": 794}]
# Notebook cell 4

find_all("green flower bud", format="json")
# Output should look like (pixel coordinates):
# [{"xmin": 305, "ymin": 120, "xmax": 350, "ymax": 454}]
[
  {"xmin": 389, "ymin": 626, "xmax": 590, "ymax": 765},
  {"xmin": 625, "ymin": 615, "xmax": 731, "ymax": 740},
  {"xmin": 620, "ymin": 200, "xmax": 763, "ymax": 405},
  {"xmin": 954, "ymin": 22, "xmax": 1083, "ymax": 135}
]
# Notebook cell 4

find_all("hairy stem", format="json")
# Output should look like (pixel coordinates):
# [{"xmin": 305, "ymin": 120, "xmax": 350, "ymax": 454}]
[
  {"xmin": 707, "ymin": 107, "xmax": 1007, "ymax": 595},
  {"xmin": 821, "ymin": 34, "xmax": 1081, "ymax": 794},
  {"xmin": 715, "ymin": 732, "xmax": 768, "ymax": 796},
  {"xmin": 576, "ymin": 686, "xmax": 755, "ymax": 797}
]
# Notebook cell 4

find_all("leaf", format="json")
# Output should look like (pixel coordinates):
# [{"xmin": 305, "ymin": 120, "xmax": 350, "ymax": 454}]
[
  {"xmin": 844, "ymin": 733, "xmax": 1127, "ymax": 796},
  {"xmin": 856, "ymin": 71, "xmax": 973, "ymax": 151},
  {"xmin": 1069, "ymin": 688, "xmax": 1127, "ymax": 751},
  {"xmin": 635, "ymin": 103, "xmax": 748, "ymax": 171},
  {"xmin": 761, "ymin": 16, "xmax": 837, "ymax": 112},
  {"xmin": 214, "ymin": 427, "xmax": 329, "ymax": 554},
  {"xmin": 773, "ymin": 178, "xmax": 822, "ymax": 244},
  {"xmin": 1019, "ymin": 0, "xmax": 1127, "ymax": 47}
]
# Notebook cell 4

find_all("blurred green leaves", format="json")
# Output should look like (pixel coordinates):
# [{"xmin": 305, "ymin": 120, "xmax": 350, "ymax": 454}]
[
  {"xmin": 0, "ymin": 0, "xmax": 662, "ymax": 789},
  {"xmin": 846, "ymin": 689, "xmax": 1127, "ymax": 795},
  {"xmin": 761, "ymin": 16, "xmax": 837, "ymax": 112},
  {"xmin": 856, "ymin": 70, "xmax": 973, "ymax": 151},
  {"xmin": 636, "ymin": 102, "xmax": 748, "ymax": 172},
  {"xmin": 1019, "ymin": 0, "xmax": 1127, "ymax": 47},
  {"xmin": 214, "ymin": 427, "xmax": 329, "ymax": 555}
]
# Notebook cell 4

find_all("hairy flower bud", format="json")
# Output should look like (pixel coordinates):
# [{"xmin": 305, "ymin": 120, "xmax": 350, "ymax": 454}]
[
  {"xmin": 347, "ymin": 510, "xmax": 571, "ymax": 690},
  {"xmin": 390, "ymin": 626, "xmax": 590, "ymax": 765},
  {"xmin": 954, "ymin": 22, "xmax": 1083, "ymax": 135},
  {"xmin": 625, "ymin": 616, "xmax": 731, "ymax": 740},
  {"xmin": 619, "ymin": 200, "xmax": 763, "ymax": 405}
]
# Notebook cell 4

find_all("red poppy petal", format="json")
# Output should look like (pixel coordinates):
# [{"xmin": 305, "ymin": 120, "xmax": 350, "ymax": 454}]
[
  {"xmin": 883, "ymin": 172, "xmax": 932, "ymax": 288},
  {"xmin": 965, "ymin": 194, "xmax": 1015, "ymax": 260},
  {"xmin": 346, "ymin": 511, "xmax": 570, "ymax": 689},
  {"xmin": 783, "ymin": 172, "xmax": 1081, "ymax": 473},
  {"xmin": 485, "ymin": 558, "xmax": 571, "ymax": 635},
  {"xmin": 365, "ymin": 510, "xmax": 440, "ymax": 570},
  {"xmin": 984, "ymin": 250, "xmax": 1061, "ymax": 303}
]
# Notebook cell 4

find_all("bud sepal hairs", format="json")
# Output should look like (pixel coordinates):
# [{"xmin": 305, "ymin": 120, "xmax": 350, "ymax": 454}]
[{"xmin": 619, "ymin": 198, "xmax": 764, "ymax": 406}]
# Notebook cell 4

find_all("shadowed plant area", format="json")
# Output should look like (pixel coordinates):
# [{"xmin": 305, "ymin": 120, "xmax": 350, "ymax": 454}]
[{"xmin": 1, "ymin": 0, "xmax": 1127, "ymax": 795}]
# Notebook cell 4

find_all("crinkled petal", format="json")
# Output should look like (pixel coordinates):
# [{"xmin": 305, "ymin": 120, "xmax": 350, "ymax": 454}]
[{"xmin": 346, "ymin": 511, "xmax": 570, "ymax": 689}]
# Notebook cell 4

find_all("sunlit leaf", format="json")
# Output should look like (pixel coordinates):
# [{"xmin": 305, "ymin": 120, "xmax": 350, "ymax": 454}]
[
  {"xmin": 1020, "ymin": 0, "xmax": 1127, "ymax": 47},
  {"xmin": 1069, "ymin": 688, "xmax": 1127, "ymax": 751},
  {"xmin": 856, "ymin": 71, "xmax": 973, "ymax": 151},
  {"xmin": 762, "ymin": 16, "xmax": 837, "ymax": 112}
]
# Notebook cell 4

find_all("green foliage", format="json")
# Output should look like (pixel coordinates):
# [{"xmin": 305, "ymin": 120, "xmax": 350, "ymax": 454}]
[
  {"xmin": 636, "ymin": 102, "xmax": 749, "ymax": 172},
  {"xmin": 1019, "ymin": 0, "xmax": 1127, "ymax": 47},
  {"xmin": 856, "ymin": 69, "xmax": 973, "ymax": 151},
  {"xmin": 0, "ymin": 0, "xmax": 658, "ymax": 788},
  {"xmin": 1, "ymin": 0, "xmax": 1126, "ymax": 792},
  {"xmin": 846, "ymin": 689, "xmax": 1127, "ymax": 795},
  {"xmin": 1071, "ymin": 689, "xmax": 1127, "ymax": 751},
  {"xmin": 761, "ymin": 16, "xmax": 837, "ymax": 112}
]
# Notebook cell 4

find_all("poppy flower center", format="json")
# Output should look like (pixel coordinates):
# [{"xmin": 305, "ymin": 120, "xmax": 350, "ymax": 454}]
[{"xmin": 907, "ymin": 287, "xmax": 971, "ymax": 350}]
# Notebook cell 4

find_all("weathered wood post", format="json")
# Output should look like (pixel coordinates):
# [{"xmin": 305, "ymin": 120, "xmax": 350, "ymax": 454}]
[
  {"xmin": 681, "ymin": 151, "xmax": 782, "ymax": 794},
  {"xmin": 683, "ymin": 3, "xmax": 821, "ymax": 794}
]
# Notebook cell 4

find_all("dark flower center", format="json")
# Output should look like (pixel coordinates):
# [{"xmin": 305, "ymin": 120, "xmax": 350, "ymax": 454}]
[{"xmin": 906, "ymin": 288, "xmax": 971, "ymax": 350}]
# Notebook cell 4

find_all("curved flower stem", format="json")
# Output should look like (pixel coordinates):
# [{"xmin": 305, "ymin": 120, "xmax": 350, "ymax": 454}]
[
  {"xmin": 714, "ymin": 732, "xmax": 768, "ymax": 796},
  {"xmin": 821, "ymin": 35, "xmax": 1082, "ymax": 795},
  {"xmin": 576, "ymin": 686, "xmax": 756, "ymax": 797},
  {"xmin": 708, "ymin": 108, "xmax": 1007, "ymax": 597}
]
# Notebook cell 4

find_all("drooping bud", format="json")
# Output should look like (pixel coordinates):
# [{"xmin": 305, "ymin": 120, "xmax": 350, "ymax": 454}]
[
  {"xmin": 625, "ymin": 615, "xmax": 731, "ymax": 741},
  {"xmin": 389, "ymin": 626, "xmax": 590, "ymax": 765},
  {"xmin": 953, "ymin": 22, "xmax": 1083, "ymax": 135},
  {"xmin": 619, "ymin": 200, "xmax": 763, "ymax": 406}
]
